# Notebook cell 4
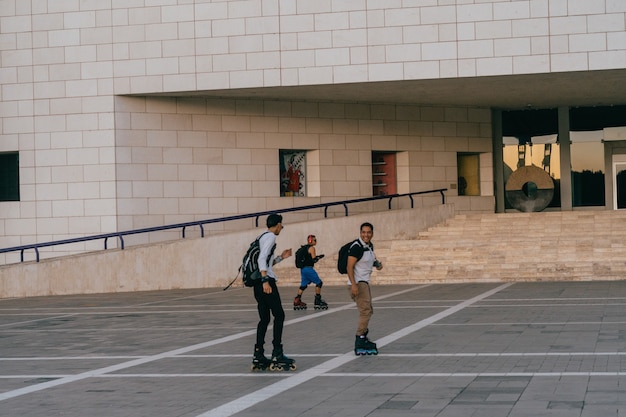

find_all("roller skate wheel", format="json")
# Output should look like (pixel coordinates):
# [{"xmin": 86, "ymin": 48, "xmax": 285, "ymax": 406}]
[
  {"xmin": 269, "ymin": 363, "xmax": 282, "ymax": 371},
  {"xmin": 289, "ymin": 363, "xmax": 297, "ymax": 371}
]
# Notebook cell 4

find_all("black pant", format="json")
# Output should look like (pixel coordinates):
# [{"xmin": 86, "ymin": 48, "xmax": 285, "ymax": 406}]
[{"xmin": 253, "ymin": 278, "xmax": 285, "ymax": 352}]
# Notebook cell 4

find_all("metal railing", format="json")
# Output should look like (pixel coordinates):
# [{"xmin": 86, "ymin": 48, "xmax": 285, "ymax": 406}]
[{"xmin": 0, "ymin": 188, "xmax": 446, "ymax": 263}]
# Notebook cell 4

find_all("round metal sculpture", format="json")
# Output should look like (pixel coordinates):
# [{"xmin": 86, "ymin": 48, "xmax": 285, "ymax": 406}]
[{"xmin": 505, "ymin": 165, "xmax": 554, "ymax": 212}]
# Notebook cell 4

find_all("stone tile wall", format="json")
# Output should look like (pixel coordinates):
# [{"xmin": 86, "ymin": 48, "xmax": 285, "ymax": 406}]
[{"xmin": 1, "ymin": 0, "xmax": 623, "ymax": 262}]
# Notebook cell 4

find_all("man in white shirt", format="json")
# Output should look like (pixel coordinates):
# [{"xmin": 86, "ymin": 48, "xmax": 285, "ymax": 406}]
[
  {"xmin": 252, "ymin": 214, "xmax": 296, "ymax": 371},
  {"xmin": 347, "ymin": 222, "xmax": 383, "ymax": 355}
]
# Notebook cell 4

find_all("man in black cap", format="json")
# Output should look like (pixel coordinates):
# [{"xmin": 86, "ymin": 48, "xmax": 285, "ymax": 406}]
[{"xmin": 251, "ymin": 213, "xmax": 296, "ymax": 371}]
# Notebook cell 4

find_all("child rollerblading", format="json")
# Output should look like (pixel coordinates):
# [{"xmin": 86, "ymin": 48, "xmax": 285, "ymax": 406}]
[
  {"xmin": 293, "ymin": 235, "xmax": 327, "ymax": 311},
  {"xmin": 270, "ymin": 344, "xmax": 296, "ymax": 371},
  {"xmin": 251, "ymin": 345, "xmax": 271, "ymax": 371}
]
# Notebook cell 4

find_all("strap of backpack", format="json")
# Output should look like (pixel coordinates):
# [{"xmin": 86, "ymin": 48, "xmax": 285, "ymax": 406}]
[
  {"xmin": 223, "ymin": 268, "xmax": 241, "ymax": 291},
  {"xmin": 223, "ymin": 231, "xmax": 271, "ymax": 291},
  {"xmin": 351, "ymin": 239, "xmax": 372, "ymax": 261}
]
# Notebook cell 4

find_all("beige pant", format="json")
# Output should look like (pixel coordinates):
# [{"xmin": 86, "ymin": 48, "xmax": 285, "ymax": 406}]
[{"xmin": 349, "ymin": 281, "xmax": 373, "ymax": 336}]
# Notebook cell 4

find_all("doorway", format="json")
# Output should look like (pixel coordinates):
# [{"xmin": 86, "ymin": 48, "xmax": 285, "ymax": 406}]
[
  {"xmin": 613, "ymin": 155, "xmax": 626, "ymax": 209},
  {"xmin": 457, "ymin": 153, "xmax": 480, "ymax": 196}
]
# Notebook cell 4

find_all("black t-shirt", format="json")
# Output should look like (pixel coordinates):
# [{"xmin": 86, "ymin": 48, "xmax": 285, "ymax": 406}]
[{"xmin": 303, "ymin": 245, "xmax": 315, "ymax": 267}]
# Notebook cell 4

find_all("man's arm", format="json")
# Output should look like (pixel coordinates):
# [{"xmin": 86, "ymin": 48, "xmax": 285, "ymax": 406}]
[
  {"xmin": 347, "ymin": 255, "xmax": 358, "ymax": 297},
  {"xmin": 257, "ymin": 233, "xmax": 273, "ymax": 278},
  {"xmin": 257, "ymin": 234, "xmax": 275, "ymax": 295}
]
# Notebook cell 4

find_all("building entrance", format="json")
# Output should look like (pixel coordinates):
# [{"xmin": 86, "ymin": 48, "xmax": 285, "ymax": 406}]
[{"xmin": 613, "ymin": 155, "xmax": 626, "ymax": 210}]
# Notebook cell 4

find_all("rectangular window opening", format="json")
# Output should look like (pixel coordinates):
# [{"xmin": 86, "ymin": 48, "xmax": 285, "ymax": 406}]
[
  {"xmin": 0, "ymin": 152, "xmax": 20, "ymax": 201},
  {"xmin": 457, "ymin": 153, "xmax": 480, "ymax": 196},
  {"xmin": 372, "ymin": 151, "xmax": 397, "ymax": 196}
]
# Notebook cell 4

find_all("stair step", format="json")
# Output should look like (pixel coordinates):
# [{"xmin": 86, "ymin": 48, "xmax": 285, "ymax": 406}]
[{"xmin": 306, "ymin": 210, "xmax": 626, "ymax": 285}]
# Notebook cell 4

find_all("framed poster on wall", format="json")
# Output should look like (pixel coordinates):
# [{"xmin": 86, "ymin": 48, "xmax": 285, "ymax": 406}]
[{"xmin": 280, "ymin": 150, "xmax": 306, "ymax": 197}]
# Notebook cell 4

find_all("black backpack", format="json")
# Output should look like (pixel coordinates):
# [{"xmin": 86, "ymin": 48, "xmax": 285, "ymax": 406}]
[
  {"xmin": 241, "ymin": 232, "xmax": 274, "ymax": 287},
  {"xmin": 337, "ymin": 239, "xmax": 363, "ymax": 274},
  {"xmin": 295, "ymin": 244, "xmax": 310, "ymax": 269}
]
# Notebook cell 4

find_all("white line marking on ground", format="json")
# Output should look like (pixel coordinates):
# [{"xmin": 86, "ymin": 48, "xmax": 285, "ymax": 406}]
[
  {"xmin": 0, "ymin": 285, "xmax": 431, "ymax": 402},
  {"xmin": 101, "ymin": 373, "xmax": 290, "ymax": 378},
  {"xmin": 380, "ymin": 351, "xmax": 626, "ymax": 357},
  {"xmin": 0, "ymin": 356, "xmax": 144, "ymax": 361},
  {"xmin": 434, "ymin": 321, "xmax": 626, "ymax": 326},
  {"xmin": 323, "ymin": 372, "xmax": 626, "ymax": 377},
  {"xmin": 375, "ymin": 283, "xmax": 514, "ymax": 349},
  {"xmin": 0, "ymin": 329, "xmax": 258, "ymax": 402},
  {"xmin": 134, "ymin": 290, "xmax": 231, "ymax": 306},
  {"xmin": 471, "ymin": 302, "xmax": 626, "ymax": 307},
  {"xmin": 0, "ymin": 314, "xmax": 79, "ymax": 328},
  {"xmin": 9, "ymin": 370, "xmax": 626, "ymax": 380},
  {"xmin": 196, "ymin": 283, "xmax": 513, "ymax": 417},
  {"xmin": 0, "ymin": 375, "xmax": 71, "ymax": 379}
]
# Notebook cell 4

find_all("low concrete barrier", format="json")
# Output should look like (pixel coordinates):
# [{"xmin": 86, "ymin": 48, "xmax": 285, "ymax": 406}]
[{"xmin": 0, "ymin": 204, "xmax": 455, "ymax": 298}]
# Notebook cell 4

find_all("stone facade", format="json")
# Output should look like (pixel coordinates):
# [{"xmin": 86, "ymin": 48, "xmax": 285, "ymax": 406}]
[{"xmin": 1, "ymin": 0, "xmax": 624, "ymax": 263}]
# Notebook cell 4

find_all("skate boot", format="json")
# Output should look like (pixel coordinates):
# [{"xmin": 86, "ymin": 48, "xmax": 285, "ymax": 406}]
[
  {"xmin": 251, "ymin": 345, "xmax": 271, "ymax": 371},
  {"xmin": 354, "ymin": 334, "xmax": 378, "ymax": 356},
  {"xmin": 293, "ymin": 296, "xmax": 307, "ymax": 310},
  {"xmin": 270, "ymin": 345, "xmax": 297, "ymax": 371},
  {"xmin": 314, "ymin": 294, "xmax": 328, "ymax": 310}
]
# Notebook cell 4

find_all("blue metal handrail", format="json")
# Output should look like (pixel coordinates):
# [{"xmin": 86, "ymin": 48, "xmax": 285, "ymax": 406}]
[{"xmin": 0, "ymin": 189, "xmax": 446, "ymax": 263}]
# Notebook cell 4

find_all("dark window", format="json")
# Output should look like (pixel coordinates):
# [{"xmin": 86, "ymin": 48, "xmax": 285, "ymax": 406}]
[
  {"xmin": 570, "ymin": 131, "xmax": 605, "ymax": 207},
  {"xmin": 0, "ymin": 152, "xmax": 20, "ymax": 201}
]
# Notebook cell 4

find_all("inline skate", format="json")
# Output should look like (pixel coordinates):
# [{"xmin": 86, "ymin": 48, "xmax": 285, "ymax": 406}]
[
  {"xmin": 293, "ymin": 296, "xmax": 307, "ymax": 310},
  {"xmin": 314, "ymin": 294, "xmax": 328, "ymax": 310},
  {"xmin": 251, "ymin": 345, "xmax": 271, "ymax": 371},
  {"xmin": 354, "ymin": 333, "xmax": 378, "ymax": 356},
  {"xmin": 269, "ymin": 345, "xmax": 297, "ymax": 371}
]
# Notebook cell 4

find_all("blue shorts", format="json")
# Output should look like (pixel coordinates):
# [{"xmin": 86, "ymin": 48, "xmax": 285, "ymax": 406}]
[{"xmin": 300, "ymin": 266, "xmax": 322, "ymax": 287}]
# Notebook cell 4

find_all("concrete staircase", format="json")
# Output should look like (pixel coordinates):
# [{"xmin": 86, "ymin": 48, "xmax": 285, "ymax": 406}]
[{"xmin": 310, "ymin": 210, "xmax": 626, "ymax": 285}]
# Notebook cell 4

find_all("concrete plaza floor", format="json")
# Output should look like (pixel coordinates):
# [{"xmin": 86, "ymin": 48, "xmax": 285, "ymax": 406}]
[{"xmin": 2, "ymin": 281, "xmax": 626, "ymax": 416}]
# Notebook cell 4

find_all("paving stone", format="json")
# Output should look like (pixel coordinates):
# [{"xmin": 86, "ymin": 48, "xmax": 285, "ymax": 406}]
[{"xmin": 1, "ymin": 282, "xmax": 626, "ymax": 416}]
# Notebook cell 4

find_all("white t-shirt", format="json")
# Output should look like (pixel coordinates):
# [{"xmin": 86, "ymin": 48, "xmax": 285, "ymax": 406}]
[
  {"xmin": 258, "ymin": 231, "xmax": 277, "ymax": 280},
  {"xmin": 346, "ymin": 238, "xmax": 376, "ymax": 284}
]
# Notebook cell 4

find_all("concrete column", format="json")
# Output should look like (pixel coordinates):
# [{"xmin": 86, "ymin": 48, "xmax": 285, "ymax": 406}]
[
  {"xmin": 558, "ymin": 106, "xmax": 572, "ymax": 210},
  {"xmin": 492, "ymin": 109, "xmax": 505, "ymax": 213}
]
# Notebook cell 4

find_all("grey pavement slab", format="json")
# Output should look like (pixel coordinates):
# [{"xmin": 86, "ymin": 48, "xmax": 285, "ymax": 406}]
[{"xmin": 1, "ymin": 282, "xmax": 626, "ymax": 416}]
